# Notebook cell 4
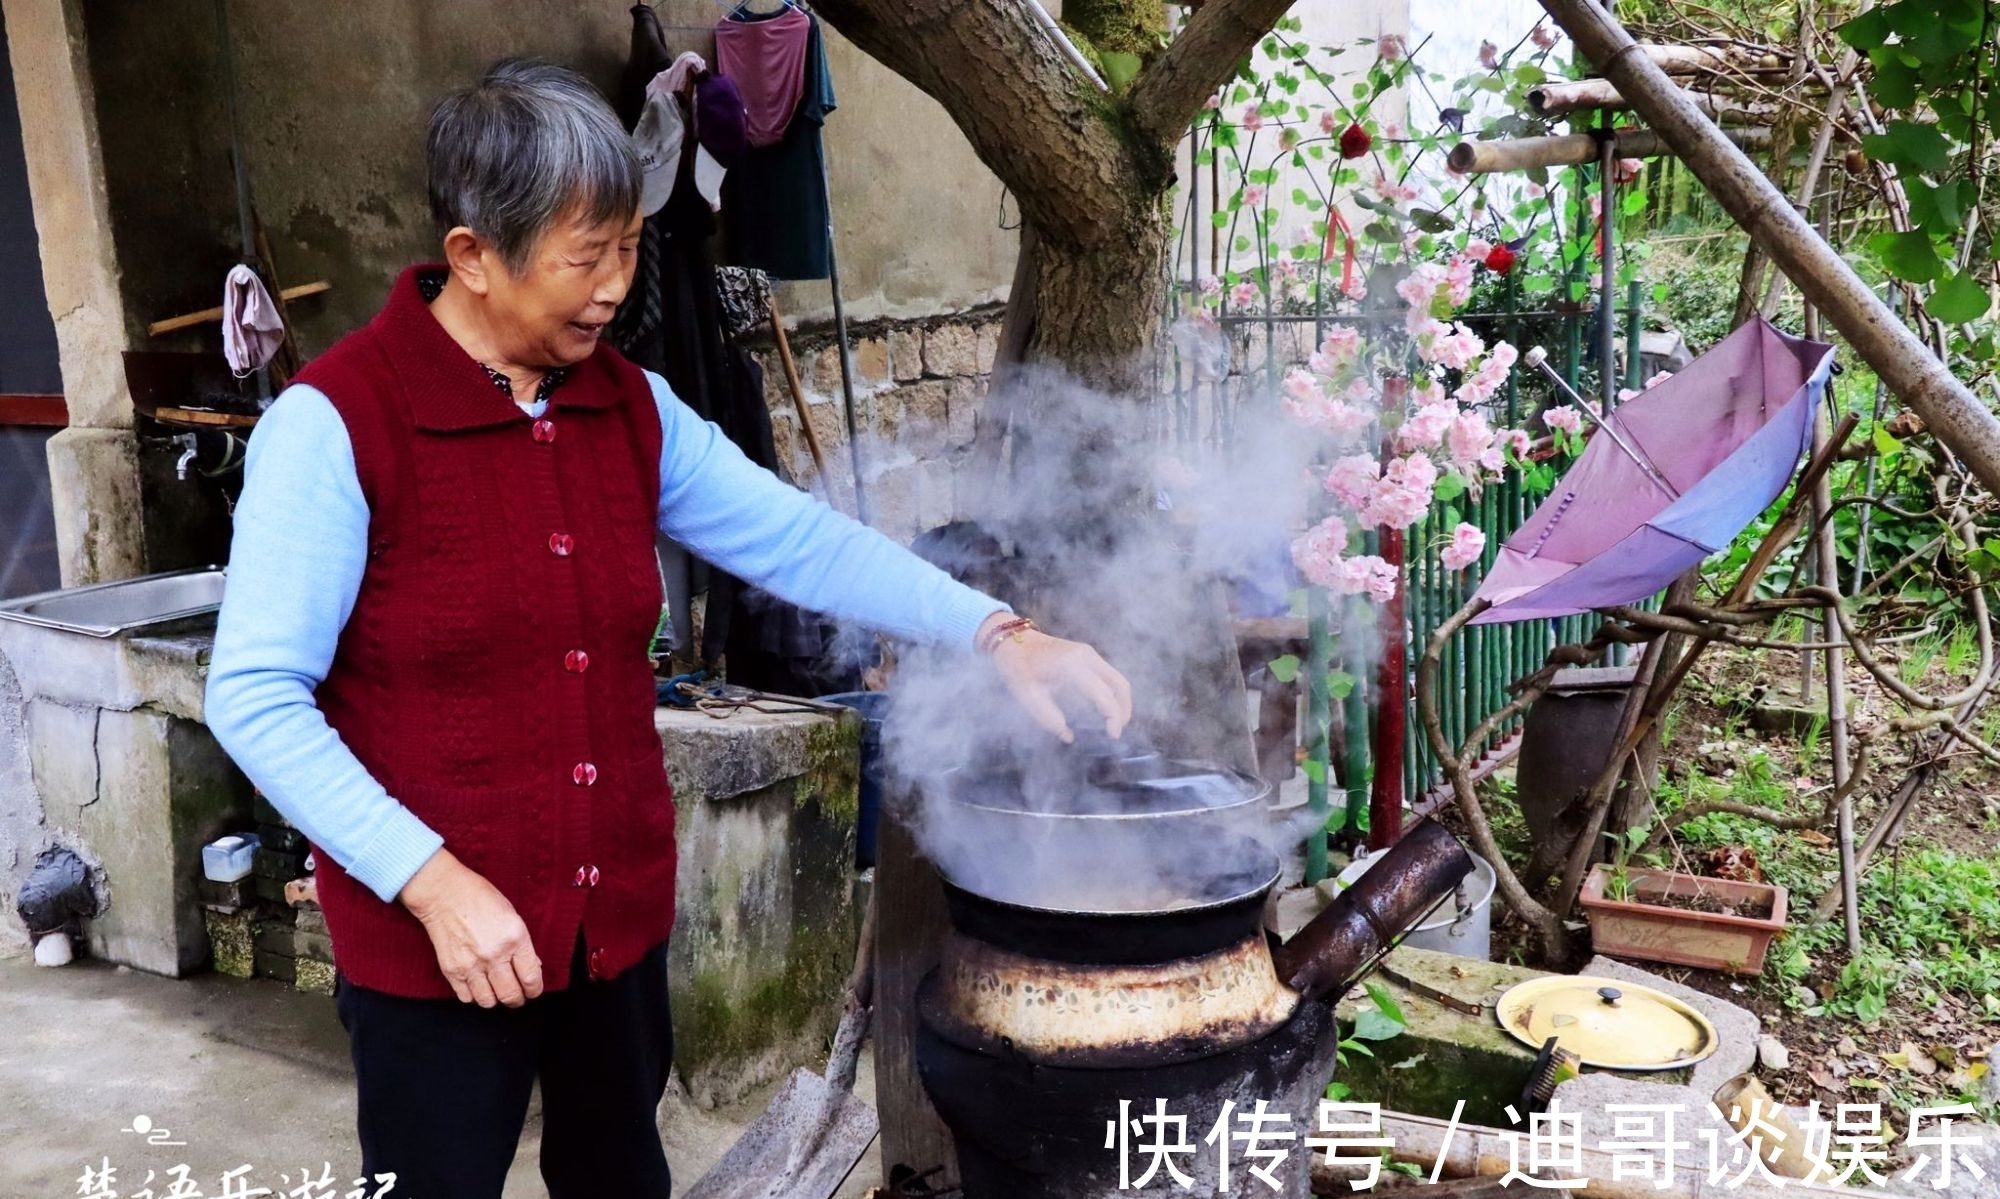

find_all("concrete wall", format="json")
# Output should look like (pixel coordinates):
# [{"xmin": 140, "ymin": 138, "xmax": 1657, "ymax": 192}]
[{"xmin": 78, "ymin": 0, "xmax": 1013, "ymax": 361}]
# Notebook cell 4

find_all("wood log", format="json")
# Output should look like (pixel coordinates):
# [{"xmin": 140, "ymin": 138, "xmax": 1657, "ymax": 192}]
[
  {"xmin": 1538, "ymin": 0, "xmax": 2000, "ymax": 500},
  {"xmin": 1529, "ymin": 78, "xmax": 1784, "ymax": 124},
  {"xmin": 148, "ymin": 280, "xmax": 330, "ymax": 337},
  {"xmin": 1639, "ymin": 42, "xmax": 1790, "ymax": 75},
  {"xmin": 1447, "ymin": 127, "xmax": 1770, "ymax": 175}
]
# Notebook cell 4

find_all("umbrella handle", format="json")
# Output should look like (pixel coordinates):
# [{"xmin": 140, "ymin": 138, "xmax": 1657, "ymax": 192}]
[{"xmin": 1524, "ymin": 346, "xmax": 1681, "ymax": 500}]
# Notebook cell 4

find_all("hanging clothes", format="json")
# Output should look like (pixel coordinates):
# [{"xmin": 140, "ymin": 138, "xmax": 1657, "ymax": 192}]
[
  {"xmin": 720, "ymin": 7, "xmax": 836, "ymax": 281},
  {"xmin": 222, "ymin": 264, "xmax": 284, "ymax": 376},
  {"xmin": 616, "ymin": 4, "xmax": 674, "ymax": 128},
  {"xmin": 630, "ymin": 75, "xmax": 686, "ymax": 217},
  {"xmin": 712, "ymin": 3, "xmax": 809, "ymax": 148},
  {"xmin": 615, "ymin": 5, "xmax": 839, "ymax": 688}
]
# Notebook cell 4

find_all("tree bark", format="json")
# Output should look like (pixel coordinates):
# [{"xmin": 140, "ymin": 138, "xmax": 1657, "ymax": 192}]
[{"xmin": 1539, "ymin": 0, "xmax": 2000, "ymax": 500}]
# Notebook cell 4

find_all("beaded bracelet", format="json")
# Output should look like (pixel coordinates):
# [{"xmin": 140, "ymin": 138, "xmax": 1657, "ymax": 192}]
[{"xmin": 978, "ymin": 616, "xmax": 1037, "ymax": 655}]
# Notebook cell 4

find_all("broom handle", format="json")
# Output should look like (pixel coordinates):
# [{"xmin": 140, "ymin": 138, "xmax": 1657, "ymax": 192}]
[{"xmin": 768, "ymin": 295, "xmax": 838, "ymax": 508}]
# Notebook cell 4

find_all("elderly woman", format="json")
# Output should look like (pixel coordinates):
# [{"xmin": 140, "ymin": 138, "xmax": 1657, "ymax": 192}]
[{"xmin": 205, "ymin": 58, "xmax": 1131, "ymax": 1198}]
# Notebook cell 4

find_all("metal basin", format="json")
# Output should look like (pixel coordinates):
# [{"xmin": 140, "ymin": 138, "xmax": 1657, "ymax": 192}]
[{"xmin": 0, "ymin": 567, "xmax": 226, "ymax": 637}]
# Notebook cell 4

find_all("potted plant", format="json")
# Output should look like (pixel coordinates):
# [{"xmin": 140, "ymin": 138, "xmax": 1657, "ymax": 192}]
[{"xmin": 1578, "ymin": 830, "xmax": 1788, "ymax": 975}]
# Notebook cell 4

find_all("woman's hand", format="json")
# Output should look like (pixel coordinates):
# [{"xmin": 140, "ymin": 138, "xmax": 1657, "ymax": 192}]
[
  {"xmin": 980, "ymin": 612, "xmax": 1135, "ymax": 743},
  {"xmin": 397, "ymin": 849, "xmax": 544, "ymax": 1007}
]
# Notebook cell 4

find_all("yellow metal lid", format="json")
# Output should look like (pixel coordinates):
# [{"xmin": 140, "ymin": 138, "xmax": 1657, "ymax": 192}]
[{"xmin": 1494, "ymin": 975, "xmax": 1720, "ymax": 1071}]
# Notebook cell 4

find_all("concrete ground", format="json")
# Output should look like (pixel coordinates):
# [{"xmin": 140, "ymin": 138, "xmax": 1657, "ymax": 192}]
[{"xmin": 0, "ymin": 946, "xmax": 882, "ymax": 1198}]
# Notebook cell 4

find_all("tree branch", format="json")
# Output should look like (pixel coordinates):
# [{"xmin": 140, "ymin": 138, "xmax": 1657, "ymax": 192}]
[
  {"xmin": 1126, "ymin": 0, "xmax": 1299, "ymax": 149},
  {"xmin": 812, "ymin": 0, "xmax": 1136, "ymax": 245}
]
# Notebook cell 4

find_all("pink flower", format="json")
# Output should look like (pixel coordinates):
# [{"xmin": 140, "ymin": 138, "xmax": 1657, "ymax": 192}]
[
  {"xmin": 1199, "ymin": 275, "xmax": 1222, "ymax": 296},
  {"xmin": 1363, "ymin": 454, "xmax": 1437, "ymax": 529},
  {"xmin": 1324, "ymin": 454, "xmax": 1380, "ymax": 509},
  {"xmin": 1378, "ymin": 34, "xmax": 1405, "ymax": 61},
  {"xmin": 1371, "ymin": 173, "xmax": 1420, "ymax": 203},
  {"xmin": 1644, "ymin": 370, "xmax": 1674, "ymax": 389},
  {"xmin": 1396, "ymin": 265, "xmax": 1442, "ymax": 312},
  {"xmin": 1615, "ymin": 158, "xmax": 1643, "ymax": 184},
  {"xmin": 1525, "ymin": 182, "xmax": 1546, "ymax": 199},
  {"xmin": 1441, "ymin": 522, "xmax": 1486, "ymax": 571},
  {"xmin": 1383, "ymin": 121, "xmax": 1405, "ymax": 139},
  {"xmin": 1274, "ymin": 257, "xmax": 1300, "ymax": 281},
  {"xmin": 1466, "ymin": 237, "xmax": 1493, "ymax": 261},
  {"xmin": 1341, "ymin": 274, "xmax": 1368, "ymax": 302},
  {"xmin": 1411, "ymin": 377, "xmax": 1446, "ymax": 408},
  {"xmin": 1291, "ymin": 515, "xmax": 1351, "ymax": 590},
  {"xmin": 1319, "ymin": 110, "xmax": 1337, "ymax": 136},
  {"xmin": 1531, "ymin": 24, "xmax": 1558, "ymax": 50},
  {"xmin": 1478, "ymin": 40, "xmax": 1499, "ymax": 69},
  {"xmin": 1444, "ymin": 255, "xmax": 1477, "ymax": 306},
  {"xmin": 1242, "ymin": 104, "xmax": 1265, "ymax": 131},
  {"xmin": 1399, "ymin": 402, "xmax": 1457, "ymax": 451},
  {"xmin": 1503, "ymin": 428, "xmax": 1532, "ymax": 460},
  {"xmin": 1485, "ymin": 342, "xmax": 1520, "ymax": 373},
  {"xmin": 1447, "ymin": 410, "xmax": 1495, "ymax": 469},
  {"xmin": 1317, "ymin": 325, "xmax": 1362, "ymax": 369},
  {"xmin": 1422, "ymin": 324, "xmax": 1486, "ymax": 372},
  {"xmin": 1242, "ymin": 185, "xmax": 1266, "ymax": 207},
  {"xmin": 1341, "ymin": 555, "xmax": 1400, "ymax": 603},
  {"xmin": 1230, "ymin": 281, "xmax": 1259, "ymax": 308},
  {"xmin": 1204, "ymin": 93, "xmax": 1221, "ymax": 111},
  {"xmin": 1543, "ymin": 405, "xmax": 1584, "ymax": 436}
]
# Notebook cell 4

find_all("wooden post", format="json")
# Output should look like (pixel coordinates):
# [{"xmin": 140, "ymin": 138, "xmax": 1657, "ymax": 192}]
[
  {"xmin": 1538, "ymin": 0, "xmax": 2000, "ymax": 501},
  {"xmin": 871, "ymin": 792, "xmax": 959, "ymax": 1189}
]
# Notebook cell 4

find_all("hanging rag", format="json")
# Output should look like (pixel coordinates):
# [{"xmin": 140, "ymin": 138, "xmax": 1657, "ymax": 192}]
[
  {"xmin": 616, "ymin": 3, "xmax": 674, "ymax": 128},
  {"xmin": 713, "ymin": 3, "xmax": 810, "ymax": 147},
  {"xmin": 663, "ymin": 50, "xmax": 707, "ymax": 96},
  {"xmin": 222, "ymin": 265, "xmax": 285, "ymax": 376}
]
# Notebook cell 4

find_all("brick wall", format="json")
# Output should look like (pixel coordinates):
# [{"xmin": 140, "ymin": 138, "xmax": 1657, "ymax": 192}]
[{"xmin": 750, "ymin": 307, "xmax": 1003, "ymax": 543}]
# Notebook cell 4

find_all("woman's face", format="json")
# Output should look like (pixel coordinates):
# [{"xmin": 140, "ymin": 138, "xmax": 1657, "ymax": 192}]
[{"xmin": 484, "ymin": 207, "xmax": 644, "ymax": 369}]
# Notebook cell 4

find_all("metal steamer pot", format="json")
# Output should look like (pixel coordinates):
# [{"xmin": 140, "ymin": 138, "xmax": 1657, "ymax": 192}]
[{"xmin": 920, "ymin": 735, "xmax": 1478, "ymax": 1070}]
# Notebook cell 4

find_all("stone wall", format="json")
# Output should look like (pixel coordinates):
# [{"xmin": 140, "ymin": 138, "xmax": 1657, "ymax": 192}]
[{"xmin": 750, "ymin": 307, "xmax": 1004, "ymax": 544}]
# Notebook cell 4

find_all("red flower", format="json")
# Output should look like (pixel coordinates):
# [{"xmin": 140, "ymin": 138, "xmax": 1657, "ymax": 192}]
[
  {"xmin": 1339, "ymin": 123, "xmax": 1372, "ymax": 159},
  {"xmin": 1484, "ymin": 243, "xmax": 1517, "ymax": 274}
]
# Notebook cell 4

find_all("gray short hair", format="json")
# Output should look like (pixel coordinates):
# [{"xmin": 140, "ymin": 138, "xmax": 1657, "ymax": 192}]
[{"xmin": 426, "ymin": 58, "xmax": 640, "ymax": 275}]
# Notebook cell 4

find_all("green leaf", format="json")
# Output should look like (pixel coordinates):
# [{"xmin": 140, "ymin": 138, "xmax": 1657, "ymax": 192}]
[
  {"xmin": 1099, "ymin": 51, "xmax": 1142, "ymax": 92},
  {"xmin": 1409, "ymin": 207, "xmax": 1455, "ymax": 233},
  {"xmin": 1300, "ymin": 756, "xmax": 1327, "ymax": 784},
  {"xmin": 1211, "ymin": 211, "xmax": 1229, "ymax": 230},
  {"xmin": 1351, "ymin": 1008, "xmax": 1405, "ymax": 1042},
  {"xmin": 1365, "ymin": 981, "xmax": 1408, "ymax": 1027},
  {"xmin": 1326, "ymin": 669, "xmax": 1357, "ymax": 700},
  {"xmin": 1863, "ymin": 120, "xmax": 1952, "ymax": 175},
  {"xmin": 1867, "ymin": 230, "xmax": 1944, "ymax": 283},
  {"xmin": 1928, "ymin": 271, "xmax": 1991, "ymax": 324},
  {"xmin": 1838, "ymin": 6, "xmax": 1893, "ymax": 48},
  {"xmin": 1268, "ymin": 654, "xmax": 1301, "ymax": 683},
  {"xmin": 1512, "ymin": 63, "xmax": 1547, "ymax": 87},
  {"xmin": 1873, "ymin": 425, "xmax": 1905, "ymax": 459},
  {"xmin": 1868, "ymin": 56, "xmax": 1920, "ymax": 109},
  {"xmin": 1432, "ymin": 471, "xmax": 1467, "ymax": 502}
]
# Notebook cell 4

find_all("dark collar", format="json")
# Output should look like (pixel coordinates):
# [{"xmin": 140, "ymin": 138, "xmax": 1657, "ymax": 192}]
[{"xmin": 373, "ymin": 264, "xmax": 621, "ymax": 432}]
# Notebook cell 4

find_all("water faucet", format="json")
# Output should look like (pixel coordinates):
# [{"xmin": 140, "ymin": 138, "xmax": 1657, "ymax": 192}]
[{"xmin": 174, "ymin": 433, "xmax": 199, "ymax": 480}]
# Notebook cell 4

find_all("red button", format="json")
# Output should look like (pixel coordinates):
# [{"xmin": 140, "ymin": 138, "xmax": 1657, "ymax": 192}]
[
  {"xmin": 572, "ymin": 865, "xmax": 589, "ymax": 887},
  {"xmin": 532, "ymin": 419, "xmax": 557, "ymax": 443},
  {"xmin": 587, "ymin": 865, "xmax": 601, "ymax": 887},
  {"xmin": 564, "ymin": 649, "xmax": 590, "ymax": 673},
  {"xmin": 587, "ymin": 947, "xmax": 605, "ymax": 980},
  {"xmin": 548, "ymin": 532, "xmax": 575, "ymax": 557},
  {"xmin": 572, "ymin": 762, "xmax": 598, "ymax": 786}
]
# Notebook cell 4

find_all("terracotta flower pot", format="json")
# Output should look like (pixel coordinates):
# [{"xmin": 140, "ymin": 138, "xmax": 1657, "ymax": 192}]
[{"xmin": 1579, "ymin": 863, "xmax": 1787, "ymax": 975}]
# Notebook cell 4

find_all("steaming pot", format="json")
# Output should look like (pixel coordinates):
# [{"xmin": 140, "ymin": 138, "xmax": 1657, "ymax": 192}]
[{"xmin": 914, "ymin": 733, "xmax": 1476, "ymax": 1198}]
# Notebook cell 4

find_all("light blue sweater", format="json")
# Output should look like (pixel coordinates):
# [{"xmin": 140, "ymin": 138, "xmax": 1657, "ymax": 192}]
[{"xmin": 205, "ymin": 370, "xmax": 1004, "ymax": 905}]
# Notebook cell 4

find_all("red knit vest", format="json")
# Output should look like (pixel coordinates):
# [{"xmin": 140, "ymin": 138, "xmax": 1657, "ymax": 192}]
[{"xmin": 297, "ymin": 264, "xmax": 673, "ymax": 999}]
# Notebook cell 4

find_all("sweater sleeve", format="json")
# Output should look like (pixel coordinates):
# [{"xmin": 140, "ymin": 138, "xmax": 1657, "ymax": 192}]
[
  {"xmin": 203, "ymin": 385, "xmax": 445, "ymax": 904},
  {"xmin": 648, "ymin": 370, "xmax": 1005, "ymax": 647}
]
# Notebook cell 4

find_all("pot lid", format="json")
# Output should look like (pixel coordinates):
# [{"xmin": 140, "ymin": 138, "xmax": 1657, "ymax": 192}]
[{"xmin": 1494, "ymin": 976, "xmax": 1719, "ymax": 1071}]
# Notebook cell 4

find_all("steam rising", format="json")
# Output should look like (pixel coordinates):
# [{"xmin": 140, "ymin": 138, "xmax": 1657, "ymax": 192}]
[{"xmin": 859, "ymin": 351, "xmax": 1370, "ymax": 913}]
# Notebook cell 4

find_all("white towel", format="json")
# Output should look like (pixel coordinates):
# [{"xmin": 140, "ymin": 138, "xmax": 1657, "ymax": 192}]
[{"xmin": 222, "ymin": 265, "xmax": 284, "ymax": 376}]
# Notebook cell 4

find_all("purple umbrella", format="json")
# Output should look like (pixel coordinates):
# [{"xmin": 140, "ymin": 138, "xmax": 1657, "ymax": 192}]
[{"xmin": 1470, "ymin": 318, "xmax": 1835, "ymax": 625}]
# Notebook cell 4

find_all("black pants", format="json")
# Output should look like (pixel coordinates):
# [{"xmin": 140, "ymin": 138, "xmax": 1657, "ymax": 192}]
[{"xmin": 333, "ymin": 930, "xmax": 673, "ymax": 1199}]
